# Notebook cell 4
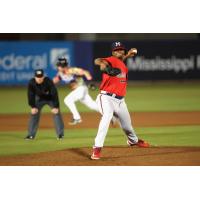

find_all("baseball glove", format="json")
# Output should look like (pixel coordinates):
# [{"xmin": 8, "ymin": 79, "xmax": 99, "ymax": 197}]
[
  {"xmin": 88, "ymin": 82, "xmax": 96, "ymax": 91},
  {"xmin": 102, "ymin": 65, "xmax": 121, "ymax": 76}
]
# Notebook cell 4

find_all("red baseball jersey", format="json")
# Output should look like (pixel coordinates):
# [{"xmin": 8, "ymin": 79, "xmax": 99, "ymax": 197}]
[{"xmin": 100, "ymin": 56, "xmax": 128, "ymax": 96}]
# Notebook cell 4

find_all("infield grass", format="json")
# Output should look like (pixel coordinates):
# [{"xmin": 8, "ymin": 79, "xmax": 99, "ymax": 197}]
[
  {"xmin": 0, "ymin": 81, "xmax": 200, "ymax": 114},
  {"xmin": 0, "ymin": 125, "xmax": 200, "ymax": 156}
]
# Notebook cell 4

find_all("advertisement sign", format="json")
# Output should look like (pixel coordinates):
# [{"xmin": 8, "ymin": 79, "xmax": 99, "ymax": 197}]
[
  {"xmin": 2, "ymin": 40, "xmax": 200, "ymax": 84},
  {"xmin": 93, "ymin": 41, "xmax": 200, "ymax": 80},
  {"xmin": 0, "ymin": 42, "xmax": 74, "ymax": 85}
]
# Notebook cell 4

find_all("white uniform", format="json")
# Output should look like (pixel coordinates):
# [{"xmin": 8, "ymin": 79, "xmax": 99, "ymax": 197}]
[
  {"xmin": 58, "ymin": 71, "xmax": 99, "ymax": 120},
  {"xmin": 94, "ymin": 92, "xmax": 138, "ymax": 147}
]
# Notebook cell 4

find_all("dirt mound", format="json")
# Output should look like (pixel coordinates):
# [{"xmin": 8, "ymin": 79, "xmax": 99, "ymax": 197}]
[{"xmin": 0, "ymin": 146, "xmax": 199, "ymax": 166}]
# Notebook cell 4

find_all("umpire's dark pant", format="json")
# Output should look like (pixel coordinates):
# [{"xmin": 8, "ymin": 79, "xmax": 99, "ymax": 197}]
[{"xmin": 27, "ymin": 100, "xmax": 64, "ymax": 138}]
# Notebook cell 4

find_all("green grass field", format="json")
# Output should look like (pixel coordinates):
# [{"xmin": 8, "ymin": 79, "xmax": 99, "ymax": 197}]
[
  {"xmin": 0, "ymin": 81, "xmax": 200, "ymax": 156},
  {"xmin": 0, "ymin": 126, "xmax": 200, "ymax": 156},
  {"xmin": 0, "ymin": 81, "xmax": 200, "ymax": 114}
]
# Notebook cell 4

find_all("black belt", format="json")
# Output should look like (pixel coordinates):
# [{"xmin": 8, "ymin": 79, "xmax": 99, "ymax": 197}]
[{"xmin": 102, "ymin": 92, "xmax": 124, "ymax": 100}]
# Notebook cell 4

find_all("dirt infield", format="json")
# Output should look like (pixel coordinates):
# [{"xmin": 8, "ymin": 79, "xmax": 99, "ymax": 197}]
[
  {"xmin": 1, "ymin": 111, "xmax": 200, "ymax": 131},
  {"xmin": 0, "ymin": 146, "xmax": 200, "ymax": 166},
  {"xmin": 0, "ymin": 111, "xmax": 200, "ymax": 166}
]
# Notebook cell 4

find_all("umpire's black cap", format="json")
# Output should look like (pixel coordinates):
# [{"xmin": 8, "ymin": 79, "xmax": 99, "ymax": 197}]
[
  {"xmin": 56, "ymin": 57, "xmax": 68, "ymax": 67},
  {"xmin": 34, "ymin": 69, "xmax": 44, "ymax": 78},
  {"xmin": 111, "ymin": 41, "xmax": 126, "ymax": 51}
]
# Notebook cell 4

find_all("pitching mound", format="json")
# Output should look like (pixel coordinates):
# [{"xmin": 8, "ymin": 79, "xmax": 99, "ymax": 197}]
[{"xmin": 0, "ymin": 146, "xmax": 200, "ymax": 166}]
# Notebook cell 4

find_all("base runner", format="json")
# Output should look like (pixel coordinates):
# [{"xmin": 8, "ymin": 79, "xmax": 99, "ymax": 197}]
[
  {"xmin": 91, "ymin": 42, "xmax": 150, "ymax": 160},
  {"xmin": 53, "ymin": 58, "xmax": 99, "ymax": 125}
]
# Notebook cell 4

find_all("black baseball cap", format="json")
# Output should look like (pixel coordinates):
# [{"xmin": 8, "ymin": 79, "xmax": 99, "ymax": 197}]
[
  {"xmin": 34, "ymin": 69, "xmax": 44, "ymax": 78},
  {"xmin": 56, "ymin": 57, "xmax": 68, "ymax": 67},
  {"xmin": 111, "ymin": 41, "xmax": 126, "ymax": 51}
]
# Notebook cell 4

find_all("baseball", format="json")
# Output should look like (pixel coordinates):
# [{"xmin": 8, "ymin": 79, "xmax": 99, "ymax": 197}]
[{"xmin": 132, "ymin": 48, "xmax": 137, "ymax": 54}]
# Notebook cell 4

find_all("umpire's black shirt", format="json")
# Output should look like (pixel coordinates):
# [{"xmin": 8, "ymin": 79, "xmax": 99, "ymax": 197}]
[{"xmin": 28, "ymin": 77, "xmax": 59, "ymax": 108}]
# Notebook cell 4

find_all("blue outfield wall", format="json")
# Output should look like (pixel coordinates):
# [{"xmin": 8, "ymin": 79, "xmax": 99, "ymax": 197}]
[
  {"xmin": 1, "ymin": 40, "xmax": 200, "ymax": 86},
  {"xmin": 74, "ymin": 41, "xmax": 93, "ymax": 74},
  {"xmin": 0, "ymin": 41, "xmax": 93, "ymax": 86}
]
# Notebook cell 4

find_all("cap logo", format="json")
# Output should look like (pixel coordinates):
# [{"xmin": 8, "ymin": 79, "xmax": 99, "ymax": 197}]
[
  {"xmin": 37, "ymin": 71, "xmax": 42, "ymax": 75},
  {"xmin": 115, "ymin": 42, "xmax": 121, "ymax": 46}
]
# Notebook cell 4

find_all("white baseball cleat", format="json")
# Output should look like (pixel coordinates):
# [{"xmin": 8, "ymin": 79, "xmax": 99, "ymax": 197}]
[{"xmin": 68, "ymin": 119, "xmax": 82, "ymax": 125}]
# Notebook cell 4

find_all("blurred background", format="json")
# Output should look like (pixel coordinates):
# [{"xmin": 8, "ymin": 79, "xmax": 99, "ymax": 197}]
[
  {"xmin": 0, "ymin": 33, "xmax": 200, "ymax": 86},
  {"xmin": 0, "ymin": 34, "xmax": 200, "ymax": 158}
]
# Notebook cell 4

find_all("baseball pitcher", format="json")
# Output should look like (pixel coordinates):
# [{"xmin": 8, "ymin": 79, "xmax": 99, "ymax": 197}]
[{"xmin": 91, "ymin": 42, "xmax": 150, "ymax": 160}]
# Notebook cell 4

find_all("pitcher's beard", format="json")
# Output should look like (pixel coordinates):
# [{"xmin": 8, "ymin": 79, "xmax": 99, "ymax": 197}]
[{"xmin": 113, "ymin": 52, "xmax": 125, "ymax": 60}]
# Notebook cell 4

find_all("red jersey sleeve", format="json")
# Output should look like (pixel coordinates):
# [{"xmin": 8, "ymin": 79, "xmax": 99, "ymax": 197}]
[{"xmin": 102, "ymin": 57, "xmax": 114, "ymax": 66}]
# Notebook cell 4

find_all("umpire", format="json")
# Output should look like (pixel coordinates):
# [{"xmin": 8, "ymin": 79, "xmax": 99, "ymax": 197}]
[{"xmin": 25, "ymin": 69, "xmax": 64, "ymax": 140}]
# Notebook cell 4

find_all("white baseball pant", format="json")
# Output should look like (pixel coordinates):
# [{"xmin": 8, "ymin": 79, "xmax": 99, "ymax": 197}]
[
  {"xmin": 64, "ymin": 85, "xmax": 99, "ymax": 120},
  {"xmin": 94, "ymin": 93, "xmax": 138, "ymax": 147}
]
